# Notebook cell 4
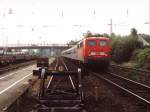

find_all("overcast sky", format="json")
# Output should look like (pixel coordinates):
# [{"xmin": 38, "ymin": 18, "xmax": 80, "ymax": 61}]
[{"xmin": 0, "ymin": 0, "xmax": 149, "ymax": 45}]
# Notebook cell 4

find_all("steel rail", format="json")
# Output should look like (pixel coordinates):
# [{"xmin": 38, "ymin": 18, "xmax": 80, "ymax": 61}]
[
  {"xmin": 39, "ymin": 58, "xmax": 86, "ymax": 112},
  {"xmin": 62, "ymin": 59, "xmax": 76, "ymax": 91},
  {"xmin": 46, "ymin": 58, "xmax": 58, "ymax": 88},
  {"xmin": 107, "ymin": 72, "xmax": 150, "ymax": 89},
  {"xmin": 110, "ymin": 64, "xmax": 150, "ymax": 76},
  {"xmin": 92, "ymin": 72, "xmax": 150, "ymax": 105}
]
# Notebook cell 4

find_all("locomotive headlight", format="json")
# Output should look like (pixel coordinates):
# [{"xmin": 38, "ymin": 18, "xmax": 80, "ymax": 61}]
[
  {"xmin": 99, "ymin": 52, "xmax": 105, "ymax": 55},
  {"xmin": 89, "ymin": 52, "xmax": 96, "ymax": 56}
]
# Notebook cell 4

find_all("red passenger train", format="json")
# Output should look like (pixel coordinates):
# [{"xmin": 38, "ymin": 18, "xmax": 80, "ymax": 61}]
[{"xmin": 61, "ymin": 36, "xmax": 111, "ymax": 69}]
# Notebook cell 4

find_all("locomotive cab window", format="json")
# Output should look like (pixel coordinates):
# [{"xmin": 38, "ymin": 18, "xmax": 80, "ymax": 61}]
[
  {"xmin": 99, "ymin": 40, "xmax": 107, "ymax": 46},
  {"xmin": 88, "ymin": 41, "xmax": 96, "ymax": 46}
]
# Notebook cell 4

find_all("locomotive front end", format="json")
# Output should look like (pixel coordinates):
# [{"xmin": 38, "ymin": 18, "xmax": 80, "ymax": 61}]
[{"xmin": 84, "ymin": 37, "xmax": 111, "ymax": 68}]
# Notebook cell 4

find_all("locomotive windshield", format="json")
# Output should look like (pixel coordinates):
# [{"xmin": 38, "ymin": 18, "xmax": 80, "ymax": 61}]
[
  {"xmin": 99, "ymin": 40, "xmax": 107, "ymax": 46},
  {"xmin": 88, "ymin": 41, "xmax": 96, "ymax": 46}
]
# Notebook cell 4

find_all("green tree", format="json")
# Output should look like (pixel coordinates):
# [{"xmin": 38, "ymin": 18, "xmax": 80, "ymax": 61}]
[
  {"xmin": 67, "ymin": 40, "xmax": 79, "ymax": 45},
  {"xmin": 130, "ymin": 28, "xmax": 138, "ymax": 38},
  {"xmin": 111, "ymin": 35, "xmax": 143, "ymax": 63}
]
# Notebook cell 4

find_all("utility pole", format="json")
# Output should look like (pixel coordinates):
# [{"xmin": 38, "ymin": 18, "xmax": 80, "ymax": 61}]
[
  {"xmin": 145, "ymin": 0, "xmax": 150, "ymax": 35},
  {"xmin": 107, "ymin": 19, "xmax": 113, "ymax": 35},
  {"xmin": 110, "ymin": 19, "xmax": 113, "ymax": 35},
  {"xmin": 149, "ymin": 0, "xmax": 150, "ymax": 34},
  {"xmin": 2, "ymin": 8, "xmax": 13, "ymax": 54}
]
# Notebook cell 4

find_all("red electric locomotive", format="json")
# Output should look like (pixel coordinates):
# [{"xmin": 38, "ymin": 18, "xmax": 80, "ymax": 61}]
[{"xmin": 62, "ymin": 35, "xmax": 111, "ymax": 69}]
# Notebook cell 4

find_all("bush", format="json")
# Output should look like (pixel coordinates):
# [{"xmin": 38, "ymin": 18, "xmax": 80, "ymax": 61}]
[
  {"xmin": 111, "ymin": 36, "xmax": 143, "ymax": 63},
  {"xmin": 111, "ymin": 37, "xmax": 125, "ymax": 63},
  {"xmin": 132, "ymin": 47, "xmax": 150, "ymax": 70}
]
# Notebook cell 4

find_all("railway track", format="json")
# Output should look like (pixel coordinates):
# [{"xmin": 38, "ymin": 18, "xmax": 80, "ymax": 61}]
[
  {"xmin": 92, "ymin": 71, "xmax": 150, "ymax": 106},
  {"xmin": 110, "ymin": 64, "xmax": 150, "ymax": 76},
  {"xmin": 6, "ymin": 57, "xmax": 149, "ymax": 112},
  {"xmin": 32, "ymin": 57, "xmax": 86, "ymax": 112}
]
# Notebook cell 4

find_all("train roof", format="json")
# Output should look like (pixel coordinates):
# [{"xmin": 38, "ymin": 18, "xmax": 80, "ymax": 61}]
[
  {"xmin": 61, "ymin": 45, "xmax": 77, "ymax": 54},
  {"xmin": 62, "ymin": 37, "xmax": 110, "ymax": 54},
  {"xmin": 84, "ymin": 37, "xmax": 110, "ymax": 40}
]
